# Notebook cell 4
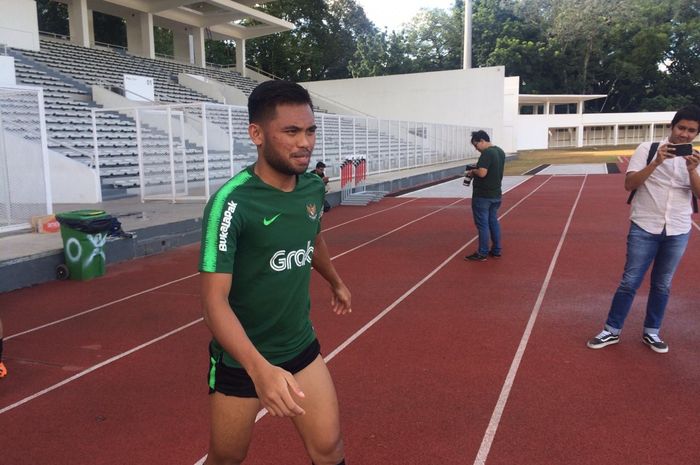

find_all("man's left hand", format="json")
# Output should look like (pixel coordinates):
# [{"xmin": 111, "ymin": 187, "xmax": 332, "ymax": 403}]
[
  {"xmin": 686, "ymin": 150, "xmax": 700, "ymax": 172},
  {"xmin": 330, "ymin": 282, "xmax": 352, "ymax": 315}
]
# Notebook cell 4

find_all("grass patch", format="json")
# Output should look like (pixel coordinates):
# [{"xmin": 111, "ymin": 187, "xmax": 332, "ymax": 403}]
[{"xmin": 505, "ymin": 145, "xmax": 637, "ymax": 175}]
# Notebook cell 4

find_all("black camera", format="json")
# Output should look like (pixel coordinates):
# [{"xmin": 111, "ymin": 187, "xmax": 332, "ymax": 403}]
[{"xmin": 463, "ymin": 164, "xmax": 478, "ymax": 187}]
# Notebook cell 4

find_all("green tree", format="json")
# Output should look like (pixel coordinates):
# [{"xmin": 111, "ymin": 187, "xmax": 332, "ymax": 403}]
[
  {"xmin": 205, "ymin": 39, "xmax": 235, "ymax": 66},
  {"xmin": 92, "ymin": 12, "xmax": 126, "ymax": 47},
  {"xmin": 401, "ymin": 7, "xmax": 463, "ymax": 72},
  {"xmin": 245, "ymin": 0, "xmax": 377, "ymax": 81},
  {"xmin": 31, "ymin": 0, "xmax": 699, "ymax": 112},
  {"xmin": 348, "ymin": 31, "xmax": 389, "ymax": 77},
  {"xmin": 154, "ymin": 27, "xmax": 174, "ymax": 57},
  {"xmin": 36, "ymin": 0, "xmax": 68, "ymax": 37}
]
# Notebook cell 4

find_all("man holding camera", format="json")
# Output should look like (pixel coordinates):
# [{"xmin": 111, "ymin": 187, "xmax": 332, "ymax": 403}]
[
  {"xmin": 465, "ymin": 130, "xmax": 506, "ymax": 262},
  {"xmin": 587, "ymin": 105, "xmax": 700, "ymax": 353}
]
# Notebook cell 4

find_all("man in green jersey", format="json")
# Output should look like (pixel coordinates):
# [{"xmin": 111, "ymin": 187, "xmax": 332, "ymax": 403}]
[
  {"xmin": 200, "ymin": 80, "xmax": 352, "ymax": 465},
  {"xmin": 465, "ymin": 130, "xmax": 506, "ymax": 262}
]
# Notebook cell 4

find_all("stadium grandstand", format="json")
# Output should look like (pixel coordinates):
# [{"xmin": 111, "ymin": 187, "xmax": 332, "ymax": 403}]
[
  {"xmin": 0, "ymin": 0, "xmax": 681, "ymax": 290},
  {"xmin": 0, "ymin": 0, "xmax": 482, "ymax": 291}
]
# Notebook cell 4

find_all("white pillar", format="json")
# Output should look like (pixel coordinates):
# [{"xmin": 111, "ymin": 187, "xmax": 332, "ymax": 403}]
[
  {"xmin": 235, "ymin": 38, "xmax": 246, "ymax": 76},
  {"xmin": 577, "ymin": 125, "xmax": 584, "ymax": 147},
  {"xmin": 68, "ymin": 0, "xmax": 90, "ymax": 47},
  {"xmin": 462, "ymin": 0, "xmax": 472, "ymax": 69},
  {"xmin": 173, "ymin": 28, "xmax": 190, "ymax": 63},
  {"xmin": 192, "ymin": 27, "xmax": 206, "ymax": 67},
  {"xmin": 87, "ymin": 7, "xmax": 94, "ymax": 46},
  {"xmin": 126, "ymin": 12, "xmax": 154, "ymax": 58},
  {"xmin": 0, "ymin": 0, "xmax": 40, "ymax": 50}
]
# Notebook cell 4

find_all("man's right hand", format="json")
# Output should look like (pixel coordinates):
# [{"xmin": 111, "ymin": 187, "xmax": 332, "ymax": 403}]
[
  {"xmin": 250, "ymin": 362, "xmax": 306, "ymax": 417},
  {"xmin": 654, "ymin": 144, "xmax": 676, "ymax": 165}
]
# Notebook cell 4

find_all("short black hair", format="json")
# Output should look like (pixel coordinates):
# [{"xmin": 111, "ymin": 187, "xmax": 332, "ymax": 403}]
[
  {"xmin": 248, "ymin": 80, "xmax": 314, "ymax": 124},
  {"xmin": 671, "ymin": 105, "xmax": 700, "ymax": 128},
  {"xmin": 315, "ymin": 161, "xmax": 326, "ymax": 169},
  {"xmin": 470, "ymin": 130, "xmax": 490, "ymax": 144}
]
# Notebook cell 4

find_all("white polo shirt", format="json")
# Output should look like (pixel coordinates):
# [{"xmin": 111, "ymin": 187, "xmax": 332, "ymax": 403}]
[{"xmin": 627, "ymin": 138, "xmax": 697, "ymax": 235}]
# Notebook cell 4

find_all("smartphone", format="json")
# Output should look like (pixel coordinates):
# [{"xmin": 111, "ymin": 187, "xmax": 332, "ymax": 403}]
[{"xmin": 668, "ymin": 143, "xmax": 694, "ymax": 157}]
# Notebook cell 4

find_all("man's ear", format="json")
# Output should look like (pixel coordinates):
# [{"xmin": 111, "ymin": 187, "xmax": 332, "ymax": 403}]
[{"xmin": 248, "ymin": 123, "xmax": 263, "ymax": 146}]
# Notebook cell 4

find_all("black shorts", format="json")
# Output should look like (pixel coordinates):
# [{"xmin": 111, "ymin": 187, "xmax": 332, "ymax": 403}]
[{"xmin": 208, "ymin": 339, "xmax": 321, "ymax": 398}]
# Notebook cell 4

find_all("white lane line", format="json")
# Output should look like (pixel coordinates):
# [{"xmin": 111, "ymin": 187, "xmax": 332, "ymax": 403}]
[
  {"xmin": 193, "ymin": 176, "xmax": 555, "ymax": 465},
  {"xmin": 6, "ymin": 183, "xmax": 519, "ymax": 343},
  {"xmin": 472, "ymin": 175, "xmax": 587, "ymax": 465},
  {"xmin": 502, "ymin": 176, "xmax": 535, "ymax": 195},
  {"xmin": 327, "ymin": 177, "xmax": 553, "ymax": 362},
  {"xmin": 0, "ymin": 319, "xmax": 203, "ymax": 416},
  {"xmin": 331, "ymin": 198, "xmax": 465, "ymax": 260},
  {"xmin": 5, "ymin": 273, "xmax": 200, "ymax": 341},
  {"xmin": 2, "ymin": 174, "xmax": 552, "ymax": 447},
  {"xmin": 324, "ymin": 198, "xmax": 419, "ymax": 232},
  {"xmin": 693, "ymin": 221, "xmax": 699, "ymax": 232},
  {"xmin": 1, "ymin": 197, "xmax": 472, "ymax": 414},
  {"xmin": 6, "ymin": 200, "xmax": 425, "ymax": 342}
]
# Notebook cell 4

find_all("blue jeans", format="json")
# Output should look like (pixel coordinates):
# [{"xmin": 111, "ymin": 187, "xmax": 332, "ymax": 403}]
[
  {"xmin": 605, "ymin": 222, "xmax": 689, "ymax": 334},
  {"xmin": 471, "ymin": 196, "xmax": 502, "ymax": 256}
]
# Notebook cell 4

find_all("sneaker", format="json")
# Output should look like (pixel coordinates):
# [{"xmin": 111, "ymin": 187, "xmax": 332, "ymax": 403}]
[
  {"xmin": 488, "ymin": 251, "xmax": 501, "ymax": 258},
  {"xmin": 465, "ymin": 252, "xmax": 487, "ymax": 262},
  {"xmin": 0, "ymin": 362, "xmax": 7, "ymax": 378},
  {"xmin": 642, "ymin": 333, "xmax": 669, "ymax": 353},
  {"xmin": 587, "ymin": 330, "xmax": 620, "ymax": 349}
]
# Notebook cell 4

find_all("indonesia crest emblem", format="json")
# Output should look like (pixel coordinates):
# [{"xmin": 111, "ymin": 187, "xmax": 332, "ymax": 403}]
[{"xmin": 306, "ymin": 203, "xmax": 318, "ymax": 221}]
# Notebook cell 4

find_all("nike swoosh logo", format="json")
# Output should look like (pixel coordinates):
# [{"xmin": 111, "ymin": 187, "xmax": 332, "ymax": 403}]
[{"xmin": 263, "ymin": 214, "xmax": 282, "ymax": 226}]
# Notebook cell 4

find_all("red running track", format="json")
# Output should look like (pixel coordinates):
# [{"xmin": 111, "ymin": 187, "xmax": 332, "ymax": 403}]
[{"xmin": 1, "ymin": 173, "xmax": 699, "ymax": 465}]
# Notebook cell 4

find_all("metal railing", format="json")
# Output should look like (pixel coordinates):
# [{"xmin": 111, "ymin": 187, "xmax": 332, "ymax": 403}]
[
  {"xmin": 39, "ymin": 31, "xmax": 70, "ymax": 41},
  {"xmin": 91, "ymin": 102, "xmax": 484, "ymax": 202},
  {"xmin": 245, "ymin": 65, "xmax": 281, "ymax": 80},
  {"xmin": 0, "ymin": 86, "xmax": 52, "ymax": 232}
]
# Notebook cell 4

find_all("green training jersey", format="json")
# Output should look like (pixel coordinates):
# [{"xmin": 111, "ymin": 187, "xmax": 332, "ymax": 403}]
[
  {"xmin": 199, "ymin": 164, "xmax": 325, "ymax": 368},
  {"xmin": 473, "ymin": 145, "xmax": 506, "ymax": 198}
]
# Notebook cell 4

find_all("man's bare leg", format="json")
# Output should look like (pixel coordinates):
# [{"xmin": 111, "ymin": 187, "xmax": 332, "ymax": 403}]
[
  {"xmin": 204, "ymin": 393, "xmax": 261, "ymax": 465},
  {"xmin": 291, "ymin": 355, "xmax": 345, "ymax": 465}
]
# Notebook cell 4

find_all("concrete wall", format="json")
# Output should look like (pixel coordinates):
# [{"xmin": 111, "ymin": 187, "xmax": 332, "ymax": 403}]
[
  {"xmin": 0, "ymin": 56, "xmax": 17, "ymax": 85},
  {"xmin": 300, "ymin": 67, "xmax": 510, "ymax": 152},
  {"xmin": 5, "ymin": 131, "xmax": 50, "ymax": 205},
  {"xmin": 178, "ymin": 73, "xmax": 247, "ymax": 106},
  {"xmin": 502, "ymin": 76, "xmax": 520, "ymax": 153},
  {"xmin": 6, "ymin": 131, "xmax": 99, "ymax": 203},
  {"xmin": 0, "ymin": 0, "xmax": 40, "ymax": 51},
  {"xmin": 49, "ymin": 148, "xmax": 101, "ymax": 203}
]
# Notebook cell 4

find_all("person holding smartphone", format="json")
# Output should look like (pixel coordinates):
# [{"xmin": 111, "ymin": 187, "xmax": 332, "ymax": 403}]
[{"xmin": 587, "ymin": 105, "xmax": 700, "ymax": 353}]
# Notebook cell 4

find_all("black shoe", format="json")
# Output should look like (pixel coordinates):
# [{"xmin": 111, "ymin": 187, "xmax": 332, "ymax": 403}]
[
  {"xmin": 587, "ymin": 330, "xmax": 620, "ymax": 349},
  {"xmin": 642, "ymin": 333, "xmax": 668, "ymax": 353},
  {"xmin": 465, "ymin": 252, "xmax": 487, "ymax": 262},
  {"xmin": 488, "ymin": 251, "xmax": 501, "ymax": 258}
]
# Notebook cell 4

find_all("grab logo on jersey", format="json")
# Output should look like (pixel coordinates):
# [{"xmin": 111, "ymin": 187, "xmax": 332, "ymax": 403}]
[
  {"xmin": 270, "ymin": 240, "xmax": 314, "ymax": 272},
  {"xmin": 218, "ymin": 201, "xmax": 238, "ymax": 251}
]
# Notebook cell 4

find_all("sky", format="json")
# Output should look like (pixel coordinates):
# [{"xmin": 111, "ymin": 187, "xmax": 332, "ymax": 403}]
[{"xmin": 355, "ymin": 0, "xmax": 456, "ymax": 32}]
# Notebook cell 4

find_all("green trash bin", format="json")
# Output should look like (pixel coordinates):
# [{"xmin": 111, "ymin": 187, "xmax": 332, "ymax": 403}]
[{"xmin": 55, "ymin": 210, "xmax": 114, "ymax": 281}]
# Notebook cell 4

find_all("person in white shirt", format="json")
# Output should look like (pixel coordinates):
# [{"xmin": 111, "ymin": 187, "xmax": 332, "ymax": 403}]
[{"xmin": 587, "ymin": 105, "xmax": 700, "ymax": 353}]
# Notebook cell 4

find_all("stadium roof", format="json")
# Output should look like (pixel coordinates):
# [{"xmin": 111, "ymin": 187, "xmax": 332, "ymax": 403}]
[
  {"xmin": 519, "ymin": 94, "xmax": 607, "ymax": 105},
  {"xmin": 72, "ymin": 0, "xmax": 294, "ymax": 40}
]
